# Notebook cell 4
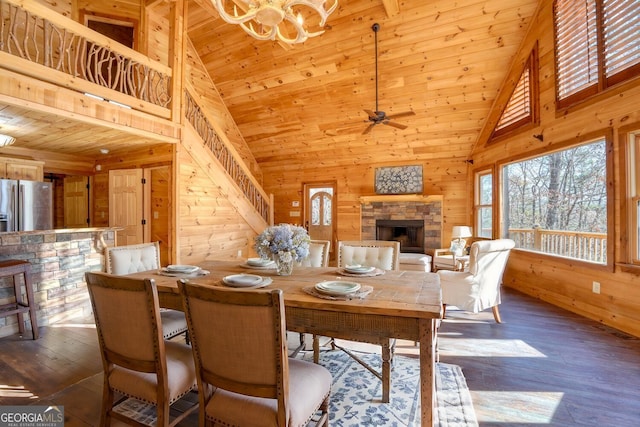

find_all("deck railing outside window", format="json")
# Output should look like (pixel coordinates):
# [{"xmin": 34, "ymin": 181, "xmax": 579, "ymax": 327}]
[{"xmin": 509, "ymin": 227, "xmax": 607, "ymax": 263}]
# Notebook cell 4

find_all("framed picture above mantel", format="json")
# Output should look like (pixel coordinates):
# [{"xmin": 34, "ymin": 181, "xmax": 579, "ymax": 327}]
[{"xmin": 374, "ymin": 165, "xmax": 423, "ymax": 194}]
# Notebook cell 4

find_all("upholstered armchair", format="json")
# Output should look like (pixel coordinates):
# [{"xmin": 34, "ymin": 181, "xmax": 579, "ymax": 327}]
[
  {"xmin": 437, "ymin": 239, "xmax": 515, "ymax": 323},
  {"xmin": 105, "ymin": 242, "xmax": 188, "ymax": 341}
]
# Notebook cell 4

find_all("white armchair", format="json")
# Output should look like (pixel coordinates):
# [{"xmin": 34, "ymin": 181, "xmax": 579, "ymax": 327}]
[{"xmin": 437, "ymin": 239, "xmax": 515, "ymax": 323}]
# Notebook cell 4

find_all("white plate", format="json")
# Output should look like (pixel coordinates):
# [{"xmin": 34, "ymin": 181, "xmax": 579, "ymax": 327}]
[
  {"xmin": 165, "ymin": 264, "xmax": 200, "ymax": 274},
  {"xmin": 314, "ymin": 281, "xmax": 361, "ymax": 296},
  {"xmin": 246, "ymin": 258, "xmax": 275, "ymax": 267},
  {"xmin": 223, "ymin": 274, "xmax": 264, "ymax": 287},
  {"xmin": 344, "ymin": 265, "xmax": 375, "ymax": 274}
]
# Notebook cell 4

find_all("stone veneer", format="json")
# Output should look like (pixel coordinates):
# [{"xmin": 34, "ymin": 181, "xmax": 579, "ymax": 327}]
[
  {"xmin": 360, "ymin": 196, "xmax": 442, "ymax": 252},
  {"xmin": 0, "ymin": 228, "xmax": 117, "ymax": 338}
]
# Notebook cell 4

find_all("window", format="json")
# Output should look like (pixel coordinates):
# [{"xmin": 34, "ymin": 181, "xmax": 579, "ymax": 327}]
[
  {"xmin": 554, "ymin": 0, "xmax": 640, "ymax": 109},
  {"xmin": 475, "ymin": 170, "xmax": 493, "ymax": 238},
  {"xmin": 624, "ymin": 129, "xmax": 640, "ymax": 264},
  {"xmin": 501, "ymin": 138, "xmax": 609, "ymax": 264},
  {"xmin": 491, "ymin": 48, "xmax": 538, "ymax": 139}
]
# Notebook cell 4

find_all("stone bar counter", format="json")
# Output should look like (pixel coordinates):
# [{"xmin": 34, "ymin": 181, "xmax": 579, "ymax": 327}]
[{"xmin": 0, "ymin": 228, "xmax": 118, "ymax": 338}]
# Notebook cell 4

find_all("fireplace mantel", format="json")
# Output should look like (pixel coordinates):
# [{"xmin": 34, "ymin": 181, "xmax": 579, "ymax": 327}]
[{"xmin": 359, "ymin": 195, "xmax": 443, "ymax": 204}]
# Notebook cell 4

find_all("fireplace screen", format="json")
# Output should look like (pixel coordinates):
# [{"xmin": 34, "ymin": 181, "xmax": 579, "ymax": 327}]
[{"xmin": 376, "ymin": 220, "xmax": 425, "ymax": 253}]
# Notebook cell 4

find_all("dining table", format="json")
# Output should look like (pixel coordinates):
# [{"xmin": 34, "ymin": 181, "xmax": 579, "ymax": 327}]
[{"xmin": 131, "ymin": 260, "xmax": 443, "ymax": 426}]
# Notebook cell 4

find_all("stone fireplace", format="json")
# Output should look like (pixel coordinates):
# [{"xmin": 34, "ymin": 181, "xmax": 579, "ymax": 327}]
[{"xmin": 360, "ymin": 195, "xmax": 442, "ymax": 253}]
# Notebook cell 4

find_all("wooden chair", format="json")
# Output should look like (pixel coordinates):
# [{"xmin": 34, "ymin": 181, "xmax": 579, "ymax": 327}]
[
  {"xmin": 296, "ymin": 239, "xmax": 330, "ymax": 267},
  {"xmin": 85, "ymin": 272, "xmax": 198, "ymax": 427},
  {"xmin": 178, "ymin": 281, "xmax": 331, "ymax": 427},
  {"xmin": 105, "ymin": 242, "xmax": 189, "ymax": 341},
  {"xmin": 316, "ymin": 239, "xmax": 400, "ymax": 402},
  {"xmin": 437, "ymin": 238, "xmax": 515, "ymax": 323}
]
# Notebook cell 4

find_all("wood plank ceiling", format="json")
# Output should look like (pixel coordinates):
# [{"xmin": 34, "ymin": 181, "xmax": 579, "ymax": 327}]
[
  {"xmin": 0, "ymin": 0, "xmax": 540, "ymax": 168},
  {"xmin": 187, "ymin": 0, "xmax": 540, "ymax": 170}
]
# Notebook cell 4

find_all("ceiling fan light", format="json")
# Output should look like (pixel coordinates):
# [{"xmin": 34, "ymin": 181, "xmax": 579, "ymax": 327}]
[{"xmin": 0, "ymin": 134, "xmax": 16, "ymax": 147}]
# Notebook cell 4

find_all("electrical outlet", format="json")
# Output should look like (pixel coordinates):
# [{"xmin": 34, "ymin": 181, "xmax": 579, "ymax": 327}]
[
  {"xmin": 592, "ymin": 281, "xmax": 601, "ymax": 294},
  {"xmin": 237, "ymin": 249, "xmax": 242, "ymax": 257}
]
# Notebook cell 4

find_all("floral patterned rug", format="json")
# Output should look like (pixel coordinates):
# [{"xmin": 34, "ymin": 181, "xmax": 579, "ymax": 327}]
[{"xmin": 301, "ymin": 350, "xmax": 478, "ymax": 427}]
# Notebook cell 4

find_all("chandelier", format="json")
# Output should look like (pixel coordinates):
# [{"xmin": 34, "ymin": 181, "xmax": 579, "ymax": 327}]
[{"xmin": 212, "ymin": 0, "xmax": 338, "ymax": 44}]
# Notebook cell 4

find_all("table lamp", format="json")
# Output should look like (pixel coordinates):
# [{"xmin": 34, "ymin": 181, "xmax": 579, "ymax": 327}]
[{"xmin": 450, "ymin": 226, "xmax": 472, "ymax": 256}]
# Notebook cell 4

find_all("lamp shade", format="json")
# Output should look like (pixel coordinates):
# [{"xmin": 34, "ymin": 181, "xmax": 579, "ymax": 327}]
[{"xmin": 451, "ymin": 226, "xmax": 472, "ymax": 239}]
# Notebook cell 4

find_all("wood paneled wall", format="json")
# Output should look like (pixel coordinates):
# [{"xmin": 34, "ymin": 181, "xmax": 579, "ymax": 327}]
[
  {"xmin": 261, "ymin": 159, "xmax": 470, "ymax": 246},
  {"xmin": 472, "ymin": 0, "xmax": 640, "ymax": 337}
]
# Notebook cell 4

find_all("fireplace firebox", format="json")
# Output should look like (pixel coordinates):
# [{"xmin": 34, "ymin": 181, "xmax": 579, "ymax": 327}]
[{"xmin": 376, "ymin": 220, "xmax": 425, "ymax": 253}]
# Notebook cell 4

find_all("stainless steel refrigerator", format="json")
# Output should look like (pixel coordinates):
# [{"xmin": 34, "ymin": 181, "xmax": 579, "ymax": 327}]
[{"xmin": 0, "ymin": 179, "xmax": 53, "ymax": 232}]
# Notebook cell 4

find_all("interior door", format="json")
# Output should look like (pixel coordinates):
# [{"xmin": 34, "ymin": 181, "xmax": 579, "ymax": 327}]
[
  {"xmin": 109, "ymin": 169, "xmax": 143, "ymax": 245},
  {"xmin": 63, "ymin": 176, "xmax": 89, "ymax": 228},
  {"xmin": 303, "ymin": 182, "xmax": 337, "ymax": 259}
]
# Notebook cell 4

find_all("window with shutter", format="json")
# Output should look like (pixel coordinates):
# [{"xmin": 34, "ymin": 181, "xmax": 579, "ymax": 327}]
[
  {"xmin": 554, "ymin": 0, "xmax": 640, "ymax": 109},
  {"xmin": 491, "ymin": 48, "xmax": 538, "ymax": 140}
]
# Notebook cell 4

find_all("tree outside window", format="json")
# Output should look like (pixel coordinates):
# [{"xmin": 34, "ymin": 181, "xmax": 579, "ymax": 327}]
[
  {"xmin": 475, "ymin": 171, "xmax": 493, "ymax": 238},
  {"xmin": 501, "ymin": 139, "xmax": 608, "ymax": 264}
]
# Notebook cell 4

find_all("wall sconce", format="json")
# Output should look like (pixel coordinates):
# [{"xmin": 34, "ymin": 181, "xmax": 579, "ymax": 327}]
[{"xmin": 0, "ymin": 134, "xmax": 16, "ymax": 147}]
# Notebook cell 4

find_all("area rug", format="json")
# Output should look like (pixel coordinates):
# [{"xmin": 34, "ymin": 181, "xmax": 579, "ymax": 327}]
[
  {"xmin": 302, "ymin": 350, "xmax": 478, "ymax": 427},
  {"xmin": 111, "ymin": 350, "xmax": 477, "ymax": 427}
]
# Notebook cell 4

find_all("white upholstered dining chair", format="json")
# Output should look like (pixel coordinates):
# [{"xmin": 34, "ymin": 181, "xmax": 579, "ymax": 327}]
[
  {"xmin": 105, "ymin": 242, "xmax": 189, "ymax": 341},
  {"xmin": 296, "ymin": 239, "xmax": 330, "ymax": 267},
  {"xmin": 317, "ymin": 239, "xmax": 400, "ymax": 402},
  {"xmin": 437, "ymin": 238, "xmax": 515, "ymax": 323}
]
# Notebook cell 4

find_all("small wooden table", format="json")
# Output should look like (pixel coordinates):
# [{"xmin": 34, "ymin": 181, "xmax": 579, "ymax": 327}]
[{"xmin": 131, "ymin": 261, "xmax": 442, "ymax": 426}]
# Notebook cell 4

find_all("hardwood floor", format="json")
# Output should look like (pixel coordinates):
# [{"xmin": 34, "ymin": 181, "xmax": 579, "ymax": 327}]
[{"xmin": 1, "ymin": 287, "xmax": 639, "ymax": 426}]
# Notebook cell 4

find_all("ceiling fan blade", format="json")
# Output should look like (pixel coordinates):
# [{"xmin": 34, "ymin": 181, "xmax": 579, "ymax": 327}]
[
  {"xmin": 362, "ymin": 123, "xmax": 376, "ymax": 134},
  {"xmin": 386, "ymin": 111, "xmax": 415, "ymax": 120},
  {"xmin": 384, "ymin": 120, "xmax": 408, "ymax": 130},
  {"xmin": 364, "ymin": 109, "xmax": 378, "ymax": 120}
]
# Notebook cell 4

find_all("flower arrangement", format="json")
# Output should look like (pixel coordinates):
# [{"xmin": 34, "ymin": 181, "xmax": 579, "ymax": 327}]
[{"xmin": 254, "ymin": 224, "xmax": 310, "ymax": 264}]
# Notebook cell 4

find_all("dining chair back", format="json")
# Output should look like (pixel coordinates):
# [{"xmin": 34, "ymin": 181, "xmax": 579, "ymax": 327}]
[
  {"xmin": 85, "ymin": 272, "xmax": 197, "ymax": 427},
  {"xmin": 437, "ymin": 238, "xmax": 515, "ymax": 322},
  {"xmin": 297, "ymin": 239, "xmax": 330, "ymax": 267},
  {"xmin": 104, "ymin": 242, "xmax": 188, "ymax": 341},
  {"xmin": 337, "ymin": 240, "xmax": 400, "ymax": 270},
  {"xmin": 178, "ymin": 281, "xmax": 331, "ymax": 427}
]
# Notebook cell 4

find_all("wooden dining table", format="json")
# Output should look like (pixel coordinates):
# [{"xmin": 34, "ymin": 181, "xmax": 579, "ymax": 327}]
[{"xmin": 131, "ymin": 260, "xmax": 442, "ymax": 426}]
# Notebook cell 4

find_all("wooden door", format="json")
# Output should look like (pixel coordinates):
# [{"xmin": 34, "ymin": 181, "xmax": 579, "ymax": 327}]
[
  {"xmin": 109, "ymin": 169, "xmax": 143, "ymax": 245},
  {"xmin": 146, "ymin": 166, "xmax": 171, "ymax": 266},
  {"xmin": 303, "ymin": 182, "xmax": 337, "ymax": 259},
  {"xmin": 63, "ymin": 176, "xmax": 89, "ymax": 228}
]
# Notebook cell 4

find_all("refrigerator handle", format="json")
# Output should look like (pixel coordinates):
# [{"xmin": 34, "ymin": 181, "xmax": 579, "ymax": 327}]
[
  {"xmin": 11, "ymin": 184, "xmax": 18, "ymax": 231},
  {"xmin": 18, "ymin": 184, "xmax": 24, "ymax": 231}
]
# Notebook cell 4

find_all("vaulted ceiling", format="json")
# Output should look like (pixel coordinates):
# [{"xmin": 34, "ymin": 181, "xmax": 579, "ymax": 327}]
[
  {"xmin": 187, "ymin": 0, "xmax": 540, "ymax": 171},
  {"xmin": 0, "ymin": 0, "xmax": 540, "ymax": 172}
]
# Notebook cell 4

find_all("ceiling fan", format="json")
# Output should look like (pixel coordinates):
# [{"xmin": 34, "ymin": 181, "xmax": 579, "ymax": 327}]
[{"xmin": 362, "ymin": 23, "xmax": 415, "ymax": 135}]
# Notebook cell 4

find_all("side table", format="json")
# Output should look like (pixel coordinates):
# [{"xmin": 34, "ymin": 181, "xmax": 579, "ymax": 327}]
[{"xmin": 0, "ymin": 260, "xmax": 39, "ymax": 339}]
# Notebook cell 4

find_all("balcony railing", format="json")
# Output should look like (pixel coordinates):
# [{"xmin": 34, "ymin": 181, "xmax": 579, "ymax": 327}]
[
  {"xmin": 0, "ymin": 0, "xmax": 172, "ymax": 117},
  {"xmin": 508, "ymin": 227, "xmax": 607, "ymax": 263},
  {"xmin": 184, "ymin": 90, "xmax": 271, "ymax": 223}
]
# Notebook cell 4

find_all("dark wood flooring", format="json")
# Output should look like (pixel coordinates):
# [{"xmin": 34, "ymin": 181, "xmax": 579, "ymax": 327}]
[{"xmin": 1, "ymin": 287, "xmax": 639, "ymax": 426}]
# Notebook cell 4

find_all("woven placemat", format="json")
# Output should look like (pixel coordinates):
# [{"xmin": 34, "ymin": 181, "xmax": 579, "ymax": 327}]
[{"xmin": 303, "ymin": 285, "xmax": 374, "ymax": 300}]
